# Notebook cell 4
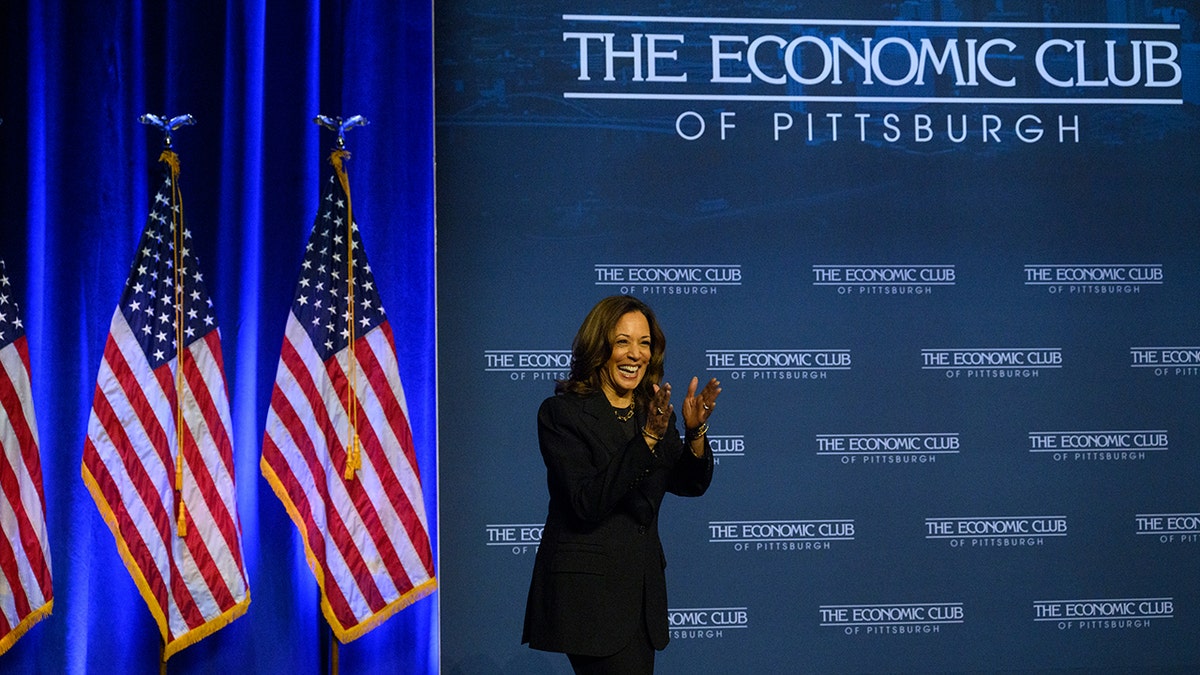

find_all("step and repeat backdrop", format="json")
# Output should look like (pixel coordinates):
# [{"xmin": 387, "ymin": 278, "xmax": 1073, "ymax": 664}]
[{"xmin": 435, "ymin": 2, "xmax": 1199, "ymax": 672}]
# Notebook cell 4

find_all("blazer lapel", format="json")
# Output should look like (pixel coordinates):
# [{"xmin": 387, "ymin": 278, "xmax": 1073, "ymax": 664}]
[{"xmin": 579, "ymin": 392, "xmax": 626, "ymax": 456}]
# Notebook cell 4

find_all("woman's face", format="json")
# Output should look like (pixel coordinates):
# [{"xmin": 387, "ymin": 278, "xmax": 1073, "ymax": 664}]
[{"xmin": 599, "ymin": 311, "xmax": 651, "ymax": 406}]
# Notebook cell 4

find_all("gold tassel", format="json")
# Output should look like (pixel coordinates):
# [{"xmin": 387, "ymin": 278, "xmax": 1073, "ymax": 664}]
[{"xmin": 343, "ymin": 433, "xmax": 362, "ymax": 480}]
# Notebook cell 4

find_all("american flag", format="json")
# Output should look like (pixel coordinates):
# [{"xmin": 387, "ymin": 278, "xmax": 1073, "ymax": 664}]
[
  {"xmin": 261, "ymin": 150, "xmax": 436, "ymax": 642},
  {"xmin": 80, "ymin": 151, "xmax": 249, "ymax": 660},
  {"xmin": 0, "ymin": 258, "xmax": 53, "ymax": 655}
]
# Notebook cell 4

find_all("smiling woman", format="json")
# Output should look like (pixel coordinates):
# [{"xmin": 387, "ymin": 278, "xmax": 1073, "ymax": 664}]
[
  {"xmin": 599, "ymin": 311, "xmax": 653, "ymax": 407},
  {"xmin": 522, "ymin": 295, "xmax": 722, "ymax": 675}
]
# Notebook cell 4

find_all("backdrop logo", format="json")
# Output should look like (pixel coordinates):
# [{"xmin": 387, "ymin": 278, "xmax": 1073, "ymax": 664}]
[
  {"xmin": 813, "ymin": 264, "xmax": 955, "ymax": 296},
  {"xmin": 820, "ymin": 603, "xmax": 964, "ymax": 635},
  {"xmin": 817, "ymin": 432, "xmax": 959, "ymax": 464},
  {"xmin": 922, "ymin": 347, "xmax": 1062, "ymax": 378},
  {"xmin": 1025, "ymin": 263, "xmax": 1162, "ymax": 295},
  {"xmin": 668, "ymin": 606, "xmax": 749, "ymax": 640},
  {"xmin": 594, "ymin": 263, "xmax": 741, "ymax": 296},
  {"xmin": 1136, "ymin": 512, "xmax": 1200, "ymax": 544},
  {"xmin": 1130, "ymin": 346, "xmax": 1200, "ymax": 376},
  {"xmin": 485, "ymin": 522, "xmax": 542, "ymax": 555},
  {"xmin": 1035, "ymin": 597, "xmax": 1174, "ymax": 630},
  {"xmin": 925, "ymin": 516, "xmax": 1067, "ymax": 548},
  {"xmin": 708, "ymin": 434, "xmax": 745, "ymax": 464},
  {"xmin": 484, "ymin": 349, "xmax": 571, "ymax": 381},
  {"xmin": 707, "ymin": 349, "xmax": 851, "ymax": 381},
  {"xmin": 561, "ymin": 15, "xmax": 1182, "ymax": 143},
  {"xmin": 709, "ymin": 519, "xmax": 854, "ymax": 551},
  {"xmin": 1029, "ymin": 429, "xmax": 1167, "ymax": 462}
]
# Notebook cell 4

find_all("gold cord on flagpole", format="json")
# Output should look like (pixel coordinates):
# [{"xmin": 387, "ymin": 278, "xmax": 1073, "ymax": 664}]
[
  {"xmin": 161, "ymin": 149, "xmax": 188, "ymax": 538},
  {"xmin": 331, "ymin": 150, "xmax": 362, "ymax": 481}
]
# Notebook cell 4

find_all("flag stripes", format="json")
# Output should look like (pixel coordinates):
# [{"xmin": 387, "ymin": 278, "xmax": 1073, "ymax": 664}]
[
  {"xmin": 80, "ymin": 152, "xmax": 249, "ymax": 659},
  {"xmin": 261, "ymin": 152, "xmax": 434, "ymax": 642},
  {"xmin": 0, "ymin": 261, "xmax": 53, "ymax": 655}
]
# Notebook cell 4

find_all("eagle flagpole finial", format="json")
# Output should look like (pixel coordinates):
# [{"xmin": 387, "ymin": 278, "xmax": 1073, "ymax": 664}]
[
  {"xmin": 139, "ymin": 114, "xmax": 196, "ymax": 148},
  {"xmin": 314, "ymin": 115, "xmax": 369, "ymax": 150}
]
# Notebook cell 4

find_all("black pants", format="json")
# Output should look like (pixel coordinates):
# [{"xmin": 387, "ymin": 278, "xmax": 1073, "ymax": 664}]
[{"xmin": 567, "ymin": 628, "xmax": 655, "ymax": 675}]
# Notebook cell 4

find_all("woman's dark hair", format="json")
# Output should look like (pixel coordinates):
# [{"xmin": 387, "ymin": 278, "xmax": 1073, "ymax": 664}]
[{"xmin": 557, "ymin": 295, "xmax": 666, "ymax": 407}]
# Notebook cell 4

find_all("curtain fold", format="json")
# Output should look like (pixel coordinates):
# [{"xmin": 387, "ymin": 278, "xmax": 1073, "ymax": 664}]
[{"xmin": 0, "ymin": 1, "xmax": 437, "ymax": 672}]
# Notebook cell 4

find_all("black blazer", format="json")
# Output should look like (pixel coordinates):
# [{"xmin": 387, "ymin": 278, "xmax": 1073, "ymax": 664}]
[{"xmin": 522, "ymin": 390, "xmax": 714, "ymax": 657}]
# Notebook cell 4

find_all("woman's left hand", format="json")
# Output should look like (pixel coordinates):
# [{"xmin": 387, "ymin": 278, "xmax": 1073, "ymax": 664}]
[{"xmin": 681, "ymin": 376, "xmax": 721, "ymax": 431}]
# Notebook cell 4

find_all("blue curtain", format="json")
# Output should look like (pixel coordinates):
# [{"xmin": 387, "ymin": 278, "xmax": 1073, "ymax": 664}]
[{"xmin": 0, "ymin": 0, "xmax": 437, "ymax": 672}]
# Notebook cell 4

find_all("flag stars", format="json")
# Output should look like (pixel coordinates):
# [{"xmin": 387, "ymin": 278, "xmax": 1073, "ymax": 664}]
[
  {"xmin": 291, "ymin": 182, "xmax": 386, "ymax": 359},
  {"xmin": 114, "ymin": 166, "xmax": 224, "ymax": 369}
]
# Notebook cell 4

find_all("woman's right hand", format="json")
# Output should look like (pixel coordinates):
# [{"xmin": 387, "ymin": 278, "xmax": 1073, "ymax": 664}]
[{"xmin": 643, "ymin": 383, "xmax": 672, "ymax": 448}]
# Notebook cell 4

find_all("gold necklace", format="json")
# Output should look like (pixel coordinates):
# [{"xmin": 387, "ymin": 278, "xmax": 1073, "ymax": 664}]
[{"xmin": 614, "ymin": 404, "xmax": 634, "ymax": 422}]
